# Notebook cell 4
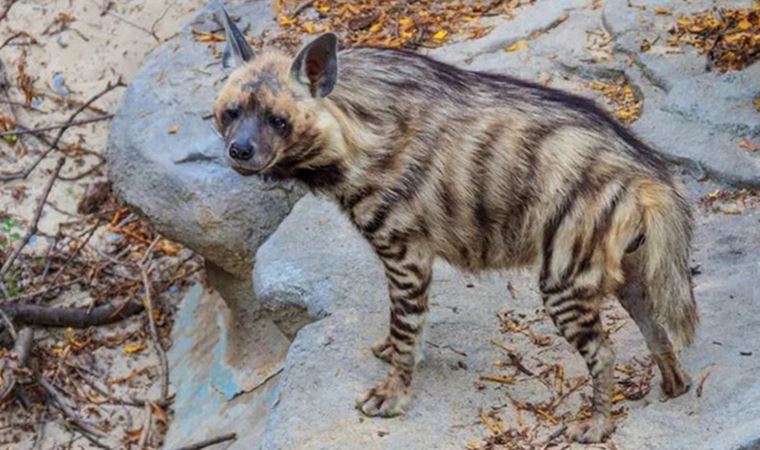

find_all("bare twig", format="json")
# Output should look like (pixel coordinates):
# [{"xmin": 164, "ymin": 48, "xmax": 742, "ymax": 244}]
[
  {"xmin": 50, "ymin": 221, "xmax": 100, "ymax": 285},
  {"xmin": 291, "ymin": 0, "xmax": 315, "ymax": 19},
  {"xmin": 6, "ymin": 277, "xmax": 84, "ymax": 303},
  {"xmin": 0, "ymin": 114, "xmax": 113, "ymax": 138},
  {"xmin": 39, "ymin": 378, "xmax": 109, "ymax": 440},
  {"xmin": 137, "ymin": 403, "xmax": 152, "ymax": 449},
  {"xmin": 0, "ymin": 79, "xmax": 124, "ymax": 181},
  {"xmin": 150, "ymin": 0, "xmax": 179, "ymax": 42},
  {"xmin": 173, "ymin": 433, "xmax": 238, "ymax": 450},
  {"xmin": 0, "ymin": 299, "xmax": 143, "ymax": 328},
  {"xmin": 0, "ymin": 98, "xmax": 44, "ymax": 111},
  {"xmin": 141, "ymin": 264, "xmax": 169, "ymax": 404},
  {"xmin": 541, "ymin": 424, "xmax": 568, "ymax": 448},
  {"xmin": 0, "ymin": 157, "xmax": 66, "ymax": 277},
  {"xmin": 0, "ymin": 307, "xmax": 17, "ymax": 339},
  {"xmin": 0, "ymin": 0, "xmax": 19, "ymax": 22}
]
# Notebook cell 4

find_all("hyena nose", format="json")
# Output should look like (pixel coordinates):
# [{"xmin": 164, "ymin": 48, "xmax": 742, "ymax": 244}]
[{"xmin": 228, "ymin": 142, "xmax": 255, "ymax": 161}]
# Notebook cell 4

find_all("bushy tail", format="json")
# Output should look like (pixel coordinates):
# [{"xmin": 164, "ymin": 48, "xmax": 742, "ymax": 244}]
[{"xmin": 638, "ymin": 180, "xmax": 698, "ymax": 348}]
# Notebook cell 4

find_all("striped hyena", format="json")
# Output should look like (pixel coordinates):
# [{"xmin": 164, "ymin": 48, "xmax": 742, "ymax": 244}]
[{"xmin": 213, "ymin": 6, "xmax": 697, "ymax": 443}]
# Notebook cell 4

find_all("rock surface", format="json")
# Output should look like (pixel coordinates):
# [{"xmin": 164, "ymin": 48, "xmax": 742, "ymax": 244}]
[
  {"xmin": 148, "ymin": 0, "xmax": 760, "ymax": 448},
  {"xmin": 106, "ymin": 0, "xmax": 304, "ymax": 311}
]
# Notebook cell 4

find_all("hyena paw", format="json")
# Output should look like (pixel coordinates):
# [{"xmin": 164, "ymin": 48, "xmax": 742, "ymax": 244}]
[
  {"xmin": 355, "ymin": 376, "xmax": 411, "ymax": 417},
  {"xmin": 567, "ymin": 416, "xmax": 614, "ymax": 443},
  {"xmin": 371, "ymin": 336, "xmax": 394, "ymax": 363},
  {"xmin": 660, "ymin": 370, "xmax": 691, "ymax": 400}
]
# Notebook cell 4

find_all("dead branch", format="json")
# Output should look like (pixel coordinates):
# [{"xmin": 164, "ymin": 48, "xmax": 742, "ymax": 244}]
[
  {"xmin": 0, "ymin": 79, "xmax": 125, "ymax": 182},
  {"xmin": 0, "ymin": 299, "xmax": 143, "ymax": 328},
  {"xmin": 173, "ymin": 433, "xmax": 238, "ymax": 450},
  {"xmin": 0, "ymin": 114, "xmax": 113, "ymax": 138},
  {"xmin": 141, "ymin": 261, "xmax": 169, "ymax": 404},
  {"xmin": 0, "ymin": 327, "xmax": 33, "ymax": 402},
  {"xmin": 0, "ymin": 157, "xmax": 66, "ymax": 277}
]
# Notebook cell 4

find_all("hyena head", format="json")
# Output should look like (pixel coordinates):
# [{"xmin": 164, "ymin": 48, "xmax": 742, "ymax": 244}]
[{"xmin": 213, "ymin": 4, "xmax": 341, "ymax": 180}]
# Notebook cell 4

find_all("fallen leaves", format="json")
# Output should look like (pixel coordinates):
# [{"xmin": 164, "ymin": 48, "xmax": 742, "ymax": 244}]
[
  {"xmin": 505, "ymin": 39, "xmax": 529, "ymax": 52},
  {"xmin": 589, "ymin": 78, "xmax": 643, "ymax": 126},
  {"xmin": 669, "ymin": 3, "xmax": 760, "ymax": 72},
  {"xmin": 124, "ymin": 341, "xmax": 147, "ymax": 354},
  {"xmin": 700, "ymin": 188, "xmax": 759, "ymax": 215},
  {"xmin": 738, "ymin": 138, "xmax": 758, "ymax": 152},
  {"xmin": 274, "ymin": 0, "xmax": 529, "ymax": 49}
]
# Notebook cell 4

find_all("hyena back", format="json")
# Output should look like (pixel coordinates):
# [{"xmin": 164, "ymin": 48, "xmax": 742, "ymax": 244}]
[{"xmin": 214, "ymin": 7, "xmax": 697, "ymax": 443}]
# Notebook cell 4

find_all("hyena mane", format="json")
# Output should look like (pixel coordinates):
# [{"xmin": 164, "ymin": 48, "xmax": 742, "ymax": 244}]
[{"xmin": 214, "ymin": 11, "xmax": 697, "ymax": 443}]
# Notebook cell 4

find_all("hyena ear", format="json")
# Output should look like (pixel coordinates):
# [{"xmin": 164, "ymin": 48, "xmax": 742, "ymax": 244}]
[
  {"xmin": 290, "ymin": 33, "xmax": 339, "ymax": 98},
  {"xmin": 214, "ymin": 1, "xmax": 254, "ymax": 70}
]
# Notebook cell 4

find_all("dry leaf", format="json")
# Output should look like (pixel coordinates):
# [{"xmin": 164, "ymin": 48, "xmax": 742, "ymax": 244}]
[
  {"xmin": 738, "ymin": 139, "xmax": 758, "ymax": 151},
  {"xmin": 433, "ymin": 30, "xmax": 448, "ymax": 41},
  {"xmin": 654, "ymin": 6, "xmax": 672, "ymax": 15},
  {"xmin": 480, "ymin": 374, "xmax": 517, "ymax": 384},
  {"xmin": 168, "ymin": 125, "xmax": 179, "ymax": 134},
  {"xmin": 124, "ymin": 342, "xmax": 147, "ymax": 354},
  {"xmin": 505, "ymin": 40, "xmax": 529, "ymax": 52}
]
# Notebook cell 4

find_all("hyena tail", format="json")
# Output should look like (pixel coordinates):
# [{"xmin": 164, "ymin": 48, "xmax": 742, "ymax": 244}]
[{"xmin": 636, "ymin": 179, "xmax": 698, "ymax": 349}]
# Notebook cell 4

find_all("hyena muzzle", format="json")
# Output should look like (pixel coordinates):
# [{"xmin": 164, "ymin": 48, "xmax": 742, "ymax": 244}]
[{"xmin": 213, "ymin": 4, "xmax": 698, "ymax": 443}]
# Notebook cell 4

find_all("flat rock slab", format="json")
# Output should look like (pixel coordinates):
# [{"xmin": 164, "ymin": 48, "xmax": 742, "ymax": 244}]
[{"xmin": 254, "ymin": 190, "xmax": 760, "ymax": 450}]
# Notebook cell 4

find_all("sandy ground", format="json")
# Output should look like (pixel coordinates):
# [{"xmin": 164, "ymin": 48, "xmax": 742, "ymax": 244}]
[{"xmin": 0, "ymin": 1, "xmax": 208, "ymax": 449}]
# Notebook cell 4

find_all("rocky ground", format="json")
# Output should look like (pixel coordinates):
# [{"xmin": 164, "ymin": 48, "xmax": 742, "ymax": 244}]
[
  {"xmin": 3, "ymin": 0, "xmax": 759, "ymax": 449},
  {"xmin": 0, "ymin": 1, "xmax": 207, "ymax": 449}
]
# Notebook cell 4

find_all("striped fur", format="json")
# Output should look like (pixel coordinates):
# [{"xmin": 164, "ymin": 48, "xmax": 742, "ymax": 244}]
[{"xmin": 214, "ymin": 32, "xmax": 698, "ymax": 443}]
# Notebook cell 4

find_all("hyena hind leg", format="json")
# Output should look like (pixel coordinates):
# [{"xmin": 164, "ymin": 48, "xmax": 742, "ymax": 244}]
[
  {"xmin": 616, "ymin": 256, "xmax": 691, "ymax": 399},
  {"xmin": 543, "ymin": 287, "xmax": 615, "ymax": 443},
  {"xmin": 371, "ymin": 327, "xmax": 426, "ymax": 365}
]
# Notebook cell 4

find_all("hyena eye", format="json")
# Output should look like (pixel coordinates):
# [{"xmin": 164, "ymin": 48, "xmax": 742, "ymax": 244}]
[
  {"xmin": 267, "ymin": 114, "xmax": 290, "ymax": 134},
  {"xmin": 222, "ymin": 107, "xmax": 240, "ymax": 126}
]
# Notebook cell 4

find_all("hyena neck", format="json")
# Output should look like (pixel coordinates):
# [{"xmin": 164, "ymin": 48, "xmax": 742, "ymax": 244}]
[{"xmin": 302, "ymin": 97, "xmax": 383, "ymax": 205}]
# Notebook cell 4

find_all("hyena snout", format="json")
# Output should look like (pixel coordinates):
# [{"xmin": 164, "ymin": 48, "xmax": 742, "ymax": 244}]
[{"xmin": 228, "ymin": 140, "xmax": 256, "ymax": 162}]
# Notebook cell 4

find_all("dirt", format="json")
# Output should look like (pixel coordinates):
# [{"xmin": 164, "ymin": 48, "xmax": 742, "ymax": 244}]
[{"xmin": 0, "ymin": 1, "xmax": 207, "ymax": 449}]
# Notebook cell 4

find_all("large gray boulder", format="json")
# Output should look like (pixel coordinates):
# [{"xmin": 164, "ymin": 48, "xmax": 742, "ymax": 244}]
[{"xmin": 106, "ymin": 0, "xmax": 304, "ymax": 317}]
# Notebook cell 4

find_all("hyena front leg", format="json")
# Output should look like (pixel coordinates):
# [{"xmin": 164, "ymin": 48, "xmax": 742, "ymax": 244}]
[
  {"xmin": 356, "ymin": 239, "xmax": 433, "ymax": 417},
  {"xmin": 542, "ymin": 283, "xmax": 615, "ymax": 443}
]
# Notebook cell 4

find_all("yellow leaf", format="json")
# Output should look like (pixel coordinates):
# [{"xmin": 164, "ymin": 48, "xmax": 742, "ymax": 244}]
[
  {"xmin": 398, "ymin": 17, "xmax": 413, "ymax": 29},
  {"xmin": 612, "ymin": 391, "xmax": 626, "ymax": 403},
  {"xmin": 303, "ymin": 21, "xmax": 315, "ymax": 33},
  {"xmin": 505, "ymin": 40, "xmax": 528, "ymax": 52},
  {"xmin": 737, "ymin": 19, "xmax": 752, "ymax": 31},
  {"xmin": 466, "ymin": 441, "xmax": 480, "ymax": 450},
  {"xmin": 318, "ymin": 5, "xmax": 330, "ymax": 13},
  {"xmin": 433, "ymin": 30, "xmax": 448, "ymax": 41},
  {"xmin": 124, "ymin": 342, "xmax": 147, "ymax": 354}
]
